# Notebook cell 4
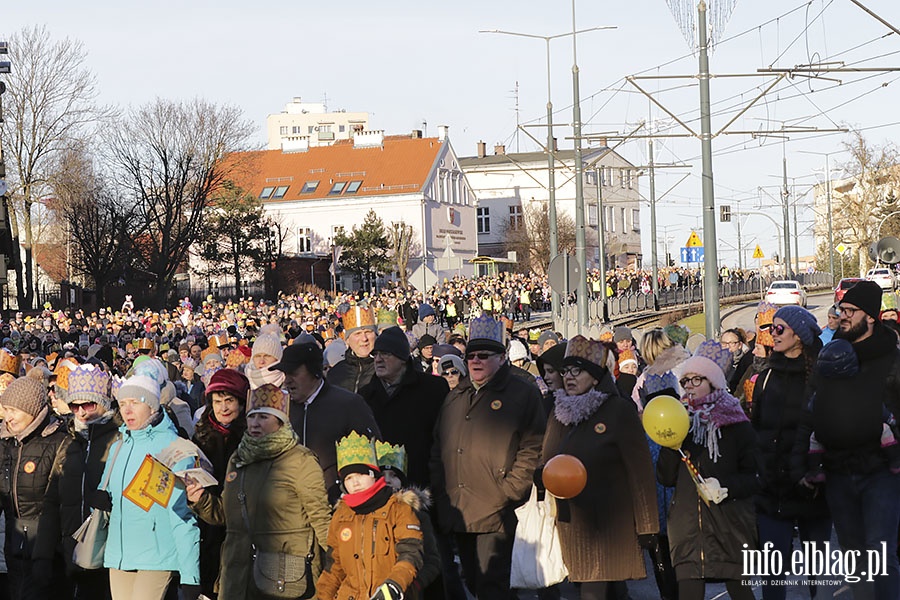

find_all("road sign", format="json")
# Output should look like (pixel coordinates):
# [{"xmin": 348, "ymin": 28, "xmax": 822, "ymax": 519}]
[
  {"xmin": 548, "ymin": 254, "xmax": 582, "ymax": 294},
  {"xmin": 685, "ymin": 231, "xmax": 703, "ymax": 248},
  {"xmin": 835, "ymin": 243, "xmax": 848, "ymax": 255},
  {"xmin": 680, "ymin": 247, "xmax": 704, "ymax": 263},
  {"xmin": 752, "ymin": 245, "xmax": 764, "ymax": 259}
]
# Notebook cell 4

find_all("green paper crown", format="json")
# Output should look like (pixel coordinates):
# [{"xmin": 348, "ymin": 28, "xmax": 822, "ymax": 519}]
[
  {"xmin": 336, "ymin": 431, "xmax": 378, "ymax": 471},
  {"xmin": 375, "ymin": 441, "xmax": 408, "ymax": 474}
]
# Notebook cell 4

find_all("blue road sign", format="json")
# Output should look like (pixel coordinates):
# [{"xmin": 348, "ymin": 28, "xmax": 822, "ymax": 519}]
[{"xmin": 680, "ymin": 246, "xmax": 704, "ymax": 263}]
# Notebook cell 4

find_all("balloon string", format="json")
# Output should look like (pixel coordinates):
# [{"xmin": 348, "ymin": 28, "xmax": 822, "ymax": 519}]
[{"xmin": 678, "ymin": 448, "xmax": 707, "ymax": 484}]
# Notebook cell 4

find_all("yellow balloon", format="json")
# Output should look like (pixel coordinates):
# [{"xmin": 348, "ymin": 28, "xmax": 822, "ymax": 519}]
[{"xmin": 642, "ymin": 394, "xmax": 690, "ymax": 449}]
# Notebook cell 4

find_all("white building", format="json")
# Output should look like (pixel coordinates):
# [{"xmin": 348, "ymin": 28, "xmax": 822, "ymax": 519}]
[
  {"xmin": 230, "ymin": 127, "xmax": 476, "ymax": 291},
  {"xmin": 459, "ymin": 141, "xmax": 642, "ymax": 269},
  {"xmin": 266, "ymin": 97, "xmax": 370, "ymax": 151}
]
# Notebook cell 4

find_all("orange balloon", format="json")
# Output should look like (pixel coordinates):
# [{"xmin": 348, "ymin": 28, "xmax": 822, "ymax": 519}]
[{"xmin": 542, "ymin": 454, "xmax": 587, "ymax": 499}]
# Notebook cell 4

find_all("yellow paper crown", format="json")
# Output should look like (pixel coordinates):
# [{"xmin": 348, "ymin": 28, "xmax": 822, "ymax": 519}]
[
  {"xmin": 376, "ymin": 309, "xmax": 399, "ymax": 330},
  {"xmin": 0, "ymin": 350, "xmax": 21, "ymax": 376},
  {"xmin": 342, "ymin": 307, "xmax": 376, "ymax": 333},
  {"xmin": 336, "ymin": 431, "xmax": 378, "ymax": 472},
  {"xmin": 375, "ymin": 441, "xmax": 408, "ymax": 474}
]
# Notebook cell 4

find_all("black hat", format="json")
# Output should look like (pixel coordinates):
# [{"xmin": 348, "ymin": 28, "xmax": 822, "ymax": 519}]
[
  {"xmin": 269, "ymin": 341, "xmax": 324, "ymax": 373},
  {"xmin": 841, "ymin": 280, "xmax": 883, "ymax": 320},
  {"xmin": 373, "ymin": 326, "xmax": 411, "ymax": 362},
  {"xmin": 417, "ymin": 334, "xmax": 437, "ymax": 351}
]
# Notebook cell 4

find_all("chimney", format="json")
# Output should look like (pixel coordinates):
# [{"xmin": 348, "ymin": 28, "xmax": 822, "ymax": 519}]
[
  {"xmin": 438, "ymin": 125, "xmax": 449, "ymax": 141},
  {"xmin": 477, "ymin": 141, "xmax": 486, "ymax": 158},
  {"xmin": 411, "ymin": 129, "xmax": 423, "ymax": 139},
  {"xmin": 494, "ymin": 144, "xmax": 506, "ymax": 156},
  {"xmin": 598, "ymin": 137, "xmax": 608, "ymax": 147}
]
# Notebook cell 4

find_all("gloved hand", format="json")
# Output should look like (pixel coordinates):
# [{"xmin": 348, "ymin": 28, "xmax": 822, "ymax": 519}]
[
  {"xmin": 31, "ymin": 558, "xmax": 53, "ymax": 581},
  {"xmin": 180, "ymin": 584, "xmax": 202, "ymax": 600},
  {"xmin": 370, "ymin": 579, "xmax": 404, "ymax": 600},
  {"xmin": 638, "ymin": 533, "xmax": 659, "ymax": 552},
  {"xmin": 87, "ymin": 489, "xmax": 113, "ymax": 512},
  {"xmin": 698, "ymin": 477, "xmax": 728, "ymax": 504}
]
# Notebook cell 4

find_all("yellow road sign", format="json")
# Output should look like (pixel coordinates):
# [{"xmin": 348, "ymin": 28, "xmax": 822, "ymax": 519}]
[
  {"xmin": 752, "ymin": 245, "xmax": 764, "ymax": 259},
  {"xmin": 686, "ymin": 231, "xmax": 703, "ymax": 248}
]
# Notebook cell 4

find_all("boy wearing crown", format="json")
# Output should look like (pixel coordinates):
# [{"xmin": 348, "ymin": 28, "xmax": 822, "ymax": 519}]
[{"xmin": 317, "ymin": 432, "xmax": 424, "ymax": 600}]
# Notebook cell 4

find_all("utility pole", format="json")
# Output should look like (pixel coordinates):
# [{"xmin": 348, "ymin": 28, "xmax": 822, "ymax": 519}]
[
  {"xmin": 648, "ymin": 139, "xmax": 660, "ymax": 310},
  {"xmin": 792, "ymin": 183, "xmax": 800, "ymax": 275},
  {"xmin": 0, "ymin": 40, "xmax": 9, "ymax": 311},
  {"xmin": 782, "ymin": 154, "xmax": 793, "ymax": 279},
  {"xmin": 571, "ymin": 0, "xmax": 589, "ymax": 332},
  {"xmin": 698, "ymin": 0, "xmax": 720, "ymax": 337}
]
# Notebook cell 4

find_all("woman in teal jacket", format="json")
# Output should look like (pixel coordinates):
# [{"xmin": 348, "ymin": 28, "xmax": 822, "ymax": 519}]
[{"xmin": 101, "ymin": 374, "xmax": 201, "ymax": 600}]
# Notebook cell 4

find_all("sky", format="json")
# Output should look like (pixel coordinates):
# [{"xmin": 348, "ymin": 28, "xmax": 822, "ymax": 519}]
[{"xmin": 4, "ymin": 0, "xmax": 900, "ymax": 271}]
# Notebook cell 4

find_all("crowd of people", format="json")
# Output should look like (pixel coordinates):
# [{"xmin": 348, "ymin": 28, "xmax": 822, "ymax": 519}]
[{"xmin": 0, "ymin": 271, "xmax": 894, "ymax": 600}]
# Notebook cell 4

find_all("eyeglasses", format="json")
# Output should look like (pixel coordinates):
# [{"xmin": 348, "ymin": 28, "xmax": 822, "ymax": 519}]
[
  {"xmin": 679, "ymin": 375, "xmax": 707, "ymax": 388},
  {"xmin": 466, "ymin": 352, "xmax": 498, "ymax": 361},
  {"xmin": 560, "ymin": 366, "xmax": 584, "ymax": 378},
  {"xmin": 69, "ymin": 401, "xmax": 98, "ymax": 412},
  {"xmin": 721, "ymin": 339, "xmax": 741, "ymax": 347},
  {"xmin": 442, "ymin": 369, "xmax": 461, "ymax": 377},
  {"xmin": 771, "ymin": 324, "xmax": 787, "ymax": 335},
  {"xmin": 837, "ymin": 305, "xmax": 861, "ymax": 318}
]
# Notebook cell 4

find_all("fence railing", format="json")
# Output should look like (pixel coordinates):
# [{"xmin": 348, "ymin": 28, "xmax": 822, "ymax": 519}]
[{"xmin": 173, "ymin": 281, "xmax": 267, "ymax": 306}]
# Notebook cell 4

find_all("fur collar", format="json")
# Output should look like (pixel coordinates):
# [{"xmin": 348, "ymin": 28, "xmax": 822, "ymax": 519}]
[
  {"xmin": 553, "ymin": 388, "xmax": 608, "ymax": 426},
  {"xmin": 645, "ymin": 345, "xmax": 691, "ymax": 376}
]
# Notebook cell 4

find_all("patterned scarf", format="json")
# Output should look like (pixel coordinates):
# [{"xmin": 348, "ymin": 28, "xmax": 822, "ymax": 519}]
[
  {"xmin": 244, "ymin": 362, "xmax": 286, "ymax": 390},
  {"xmin": 553, "ymin": 388, "xmax": 608, "ymax": 426},
  {"xmin": 687, "ymin": 388, "xmax": 749, "ymax": 462},
  {"xmin": 234, "ymin": 424, "xmax": 297, "ymax": 467}
]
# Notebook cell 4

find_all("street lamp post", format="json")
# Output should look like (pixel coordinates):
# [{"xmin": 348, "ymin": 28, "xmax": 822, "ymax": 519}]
[{"xmin": 798, "ymin": 149, "xmax": 843, "ymax": 283}]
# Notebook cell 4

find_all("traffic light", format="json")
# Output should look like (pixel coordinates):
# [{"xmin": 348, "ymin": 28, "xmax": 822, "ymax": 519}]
[
  {"xmin": 720, "ymin": 205, "xmax": 731, "ymax": 222},
  {"xmin": 666, "ymin": 253, "xmax": 675, "ymax": 267},
  {"xmin": 773, "ymin": 253, "xmax": 780, "ymax": 264}
]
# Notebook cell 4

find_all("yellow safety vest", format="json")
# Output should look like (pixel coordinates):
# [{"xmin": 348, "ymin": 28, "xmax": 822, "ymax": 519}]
[
  {"xmin": 519, "ymin": 290, "xmax": 530, "ymax": 304},
  {"xmin": 446, "ymin": 303, "xmax": 457, "ymax": 317},
  {"xmin": 482, "ymin": 296, "xmax": 492, "ymax": 310}
]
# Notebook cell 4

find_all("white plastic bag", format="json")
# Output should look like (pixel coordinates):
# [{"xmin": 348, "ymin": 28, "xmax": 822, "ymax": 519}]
[{"xmin": 510, "ymin": 485, "xmax": 568, "ymax": 589}]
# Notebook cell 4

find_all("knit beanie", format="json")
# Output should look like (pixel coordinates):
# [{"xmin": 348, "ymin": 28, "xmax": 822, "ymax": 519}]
[
  {"xmin": 323, "ymin": 340, "xmax": 347, "ymax": 368},
  {"xmin": 373, "ymin": 326, "xmax": 411, "ymax": 361},
  {"xmin": 417, "ymin": 334, "xmax": 437, "ymax": 352},
  {"xmin": 115, "ymin": 374, "xmax": 162, "ymax": 412},
  {"xmin": 252, "ymin": 333, "xmax": 283, "ymax": 361},
  {"xmin": 418, "ymin": 304, "xmax": 436, "ymax": 319},
  {"xmin": 773, "ymin": 306, "xmax": 821, "ymax": 348},
  {"xmin": 438, "ymin": 354, "xmax": 468, "ymax": 378},
  {"xmin": 537, "ymin": 331, "xmax": 559, "ymax": 348},
  {"xmin": 841, "ymin": 280, "xmax": 883, "ymax": 320},
  {"xmin": 508, "ymin": 339, "xmax": 528, "ymax": 362},
  {"xmin": 675, "ymin": 356, "xmax": 728, "ymax": 393},
  {"xmin": 613, "ymin": 326, "xmax": 633, "ymax": 343},
  {"xmin": 2, "ymin": 377, "xmax": 47, "ymax": 418}
]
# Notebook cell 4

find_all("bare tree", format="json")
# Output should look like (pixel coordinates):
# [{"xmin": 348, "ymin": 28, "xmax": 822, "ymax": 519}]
[
  {"xmin": 107, "ymin": 98, "xmax": 255, "ymax": 307},
  {"xmin": 52, "ymin": 142, "xmax": 139, "ymax": 304},
  {"xmin": 389, "ymin": 221, "xmax": 415, "ymax": 288},
  {"xmin": 503, "ymin": 202, "xmax": 576, "ymax": 275},
  {"xmin": 835, "ymin": 131, "xmax": 900, "ymax": 274},
  {"xmin": 0, "ymin": 25, "xmax": 106, "ymax": 308}
]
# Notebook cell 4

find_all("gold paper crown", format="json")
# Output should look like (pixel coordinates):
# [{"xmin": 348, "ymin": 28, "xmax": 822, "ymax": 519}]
[
  {"xmin": 375, "ymin": 441, "xmax": 408, "ymax": 474},
  {"xmin": 756, "ymin": 302, "xmax": 778, "ymax": 347},
  {"xmin": 247, "ymin": 383, "xmax": 289, "ymax": 419},
  {"xmin": 209, "ymin": 332, "xmax": 229, "ymax": 349},
  {"xmin": 336, "ymin": 431, "xmax": 378, "ymax": 472},
  {"xmin": 137, "ymin": 337, "xmax": 156, "ymax": 351},
  {"xmin": 376, "ymin": 309, "xmax": 399, "ymax": 330},
  {"xmin": 467, "ymin": 314, "xmax": 506, "ymax": 346},
  {"xmin": 0, "ymin": 350, "xmax": 21, "ymax": 376},
  {"xmin": 0, "ymin": 373, "xmax": 15, "ymax": 395},
  {"xmin": 342, "ymin": 307, "xmax": 376, "ymax": 333},
  {"xmin": 564, "ymin": 335, "xmax": 608, "ymax": 368}
]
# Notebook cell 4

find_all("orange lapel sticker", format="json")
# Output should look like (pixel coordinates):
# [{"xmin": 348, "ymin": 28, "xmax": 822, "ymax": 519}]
[
  {"xmin": 226, "ymin": 471, "xmax": 237, "ymax": 483},
  {"xmin": 340, "ymin": 527, "xmax": 352, "ymax": 542},
  {"xmin": 594, "ymin": 423, "xmax": 607, "ymax": 434},
  {"xmin": 490, "ymin": 400, "xmax": 502, "ymax": 410},
  {"xmin": 22, "ymin": 461, "xmax": 35, "ymax": 474}
]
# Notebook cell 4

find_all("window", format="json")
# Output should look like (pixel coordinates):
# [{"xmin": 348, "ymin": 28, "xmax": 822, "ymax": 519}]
[
  {"xmin": 345, "ymin": 181, "xmax": 362, "ymax": 194},
  {"xmin": 332, "ymin": 225, "xmax": 345, "ymax": 240},
  {"xmin": 620, "ymin": 208, "xmax": 627, "ymax": 231},
  {"xmin": 509, "ymin": 205, "xmax": 523, "ymax": 231},
  {"xmin": 585, "ymin": 171, "xmax": 597, "ymax": 185},
  {"xmin": 329, "ymin": 182, "xmax": 346, "ymax": 195},
  {"xmin": 291, "ymin": 126, "xmax": 301, "ymax": 134},
  {"xmin": 318, "ymin": 124, "xmax": 332, "ymax": 133},
  {"xmin": 297, "ymin": 227, "xmax": 312, "ymax": 253},
  {"xmin": 632, "ymin": 209, "xmax": 641, "ymax": 232},
  {"xmin": 607, "ymin": 206, "xmax": 615, "ymax": 232},
  {"xmin": 259, "ymin": 186, "xmax": 275, "ymax": 199},
  {"xmin": 301, "ymin": 181, "xmax": 319, "ymax": 194},
  {"xmin": 626, "ymin": 170, "xmax": 633, "ymax": 189},
  {"xmin": 477, "ymin": 207, "xmax": 490, "ymax": 234},
  {"xmin": 619, "ymin": 169, "xmax": 626, "ymax": 188},
  {"xmin": 273, "ymin": 185, "xmax": 289, "ymax": 199},
  {"xmin": 279, "ymin": 126, "xmax": 288, "ymax": 135},
  {"xmin": 308, "ymin": 126, "xmax": 315, "ymax": 134},
  {"xmin": 589, "ymin": 206, "xmax": 598, "ymax": 227},
  {"xmin": 339, "ymin": 125, "xmax": 346, "ymax": 133}
]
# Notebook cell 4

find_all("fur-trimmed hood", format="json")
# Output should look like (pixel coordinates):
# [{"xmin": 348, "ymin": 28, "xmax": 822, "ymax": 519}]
[
  {"xmin": 645, "ymin": 344, "xmax": 691, "ymax": 376},
  {"xmin": 395, "ymin": 486, "xmax": 432, "ymax": 512}
]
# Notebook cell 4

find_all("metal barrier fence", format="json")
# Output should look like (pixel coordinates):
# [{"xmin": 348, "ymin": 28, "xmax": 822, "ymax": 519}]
[{"xmin": 560, "ymin": 272, "xmax": 834, "ymax": 327}]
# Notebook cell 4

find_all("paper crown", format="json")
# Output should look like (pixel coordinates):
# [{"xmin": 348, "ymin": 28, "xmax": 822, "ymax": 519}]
[
  {"xmin": 209, "ymin": 332, "xmax": 229, "ymax": 349},
  {"xmin": 756, "ymin": 301, "xmax": 778, "ymax": 347},
  {"xmin": 643, "ymin": 372, "xmax": 679, "ymax": 396},
  {"xmin": 376, "ymin": 309, "xmax": 399, "ymax": 330},
  {"xmin": 342, "ymin": 307, "xmax": 376, "ymax": 333},
  {"xmin": 0, "ymin": 350, "xmax": 21, "ymax": 376},
  {"xmin": 336, "ymin": 431, "xmax": 378, "ymax": 472},
  {"xmin": 663, "ymin": 324, "xmax": 690, "ymax": 347},
  {"xmin": 54, "ymin": 358, "xmax": 80, "ymax": 391},
  {"xmin": 467, "ymin": 314, "xmax": 506, "ymax": 346},
  {"xmin": 247, "ymin": 383, "xmax": 290, "ymax": 421},
  {"xmin": 528, "ymin": 328, "xmax": 541, "ymax": 342},
  {"xmin": 375, "ymin": 440, "xmax": 408, "ymax": 474},
  {"xmin": 694, "ymin": 339, "xmax": 732, "ymax": 373},
  {"xmin": 0, "ymin": 373, "xmax": 15, "ymax": 395},
  {"xmin": 67, "ymin": 365, "xmax": 112, "ymax": 404},
  {"xmin": 883, "ymin": 293, "xmax": 899, "ymax": 311},
  {"xmin": 137, "ymin": 337, "xmax": 156, "ymax": 351},
  {"xmin": 564, "ymin": 334, "xmax": 608, "ymax": 368}
]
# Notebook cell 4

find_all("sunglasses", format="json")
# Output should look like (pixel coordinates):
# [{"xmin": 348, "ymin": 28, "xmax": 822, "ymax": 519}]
[
  {"xmin": 442, "ymin": 369, "xmax": 461, "ymax": 377},
  {"xmin": 69, "ymin": 401, "xmax": 98, "ymax": 412},
  {"xmin": 771, "ymin": 324, "xmax": 787, "ymax": 335},
  {"xmin": 466, "ymin": 352, "xmax": 498, "ymax": 361},
  {"xmin": 679, "ymin": 375, "xmax": 707, "ymax": 388}
]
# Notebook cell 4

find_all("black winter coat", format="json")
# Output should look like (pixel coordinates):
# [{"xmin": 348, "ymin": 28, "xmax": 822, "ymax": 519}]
[
  {"xmin": 751, "ymin": 351, "xmax": 829, "ymax": 520},
  {"xmin": 58, "ymin": 414, "xmax": 122, "ymax": 570},
  {"xmin": 658, "ymin": 419, "xmax": 761, "ymax": 581},
  {"xmin": 288, "ymin": 381, "xmax": 381, "ymax": 504},
  {"xmin": 326, "ymin": 351, "xmax": 376, "ymax": 394},
  {"xmin": 359, "ymin": 364, "xmax": 449, "ymax": 489},
  {"xmin": 0, "ymin": 410, "xmax": 70, "ymax": 563}
]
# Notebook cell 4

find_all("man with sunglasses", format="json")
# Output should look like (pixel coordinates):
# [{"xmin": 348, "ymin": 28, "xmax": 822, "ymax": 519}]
[
  {"xmin": 430, "ymin": 315, "xmax": 546, "ymax": 600},
  {"xmin": 801, "ymin": 280, "xmax": 900, "ymax": 599}
]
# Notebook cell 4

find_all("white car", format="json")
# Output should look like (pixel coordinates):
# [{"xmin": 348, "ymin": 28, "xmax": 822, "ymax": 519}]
[
  {"xmin": 865, "ymin": 268, "xmax": 895, "ymax": 291},
  {"xmin": 765, "ymin": 280, "xmax": 807, "ymax": 307}
]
